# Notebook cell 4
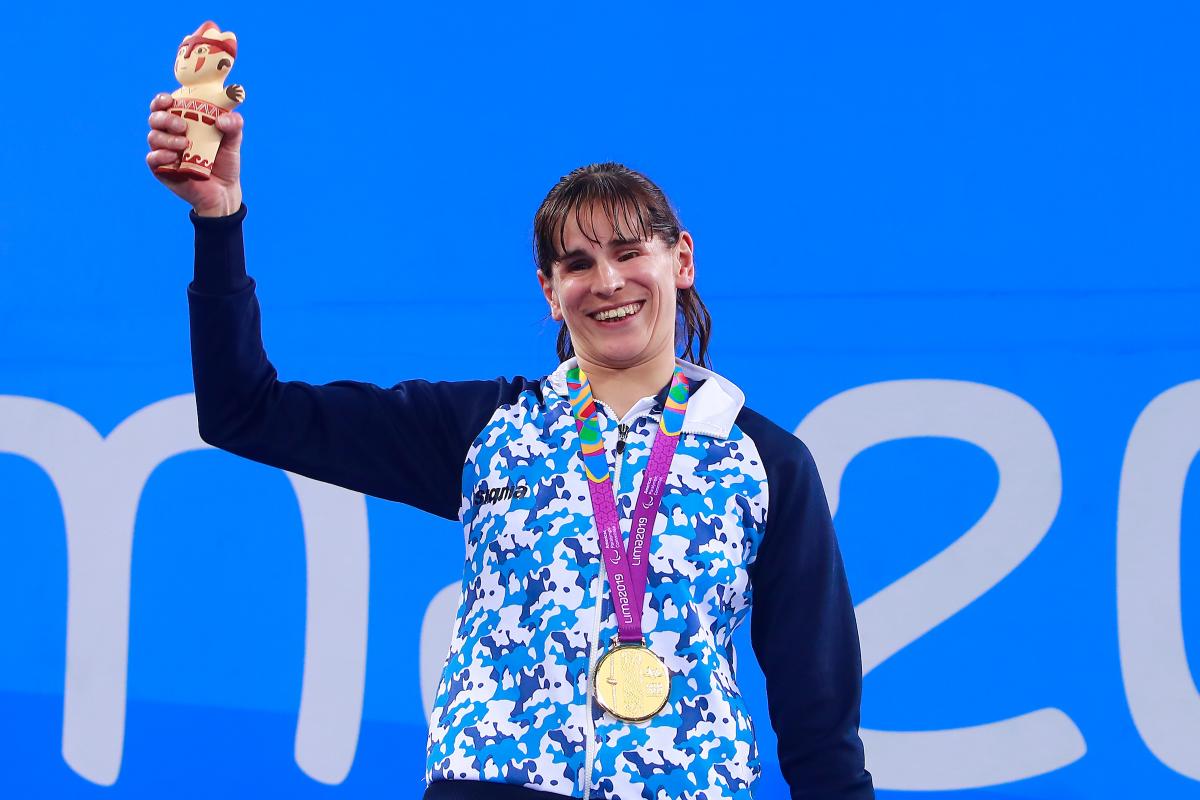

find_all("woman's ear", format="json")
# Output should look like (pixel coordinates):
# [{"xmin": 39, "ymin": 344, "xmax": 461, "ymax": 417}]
[
  {"xmin": 675, "ymin": 231, "xmax": 696, "ymax": 290},
  {"xmin": 536, "ymin": 270, "xmax": 563, "ymax": 321}
]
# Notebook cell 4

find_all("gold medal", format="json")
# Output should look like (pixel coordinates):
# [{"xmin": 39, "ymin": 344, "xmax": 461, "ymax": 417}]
[{"xmin": 593, "ymin": 639, "xmax": 671, "ymax": 722}]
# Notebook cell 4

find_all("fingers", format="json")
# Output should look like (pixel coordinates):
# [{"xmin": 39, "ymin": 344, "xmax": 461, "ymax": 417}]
[
  {"xmin": 215, "ymin": 111, "xmax": 244, "ymax": 151},
  {"xmin": 147, "ymin": 128, "xmax": 188, "ymax": 152},
  {"xmin": 146, "ymin": 149, "xmax": 181, "ymax": 169},
  {"xmin": 149, "ymin": 92, "xmax": 174, "ymax": 111},
  {"xmin": 145, "ymin": 92, "xmax": 242, "ymax": 186},
  {"xmin": 145, "ymin": 147, "xmax": 185, "ymax": 182},
  {"xmin": 149, "ymin": 109, "xmax": 186, "ymax": 135}
]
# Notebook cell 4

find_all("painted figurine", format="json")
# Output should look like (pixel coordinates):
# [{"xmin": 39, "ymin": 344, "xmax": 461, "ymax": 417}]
[{"xmin": 155, "ymin": 21, "xmax": 245, "ymax": 181}]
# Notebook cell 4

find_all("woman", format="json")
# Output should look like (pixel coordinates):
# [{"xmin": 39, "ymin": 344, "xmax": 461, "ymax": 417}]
[{"xmin": 147, "ymin": 94, "xmax": 874, "ymax": 800}]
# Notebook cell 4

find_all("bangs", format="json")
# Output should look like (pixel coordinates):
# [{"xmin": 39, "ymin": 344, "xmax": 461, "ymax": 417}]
[
  {"xmin": 550, "ymin": 186, "xmax": 657, "ymax": 261},
  {"xmin": 534, "ymin": 164, "xmax": 680, "ymax": 272}
]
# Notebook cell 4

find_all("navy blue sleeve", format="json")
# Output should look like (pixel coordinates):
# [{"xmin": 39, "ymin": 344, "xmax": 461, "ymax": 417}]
[
  {"xmin": 187, "ymin": 204, "xmax": 537, "ymax": 520},
  {"xmin": 737, "ymin": 407, "xmax": 874, "ymax": 800}
]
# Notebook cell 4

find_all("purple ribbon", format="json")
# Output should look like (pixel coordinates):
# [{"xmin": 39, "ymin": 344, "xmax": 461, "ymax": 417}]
[{"xmin": 570, "ymin": 374, "xmax": 687, "ymax": 644}]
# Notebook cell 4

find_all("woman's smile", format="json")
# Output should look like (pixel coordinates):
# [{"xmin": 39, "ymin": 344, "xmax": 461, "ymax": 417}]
[{"xmin": 589, "ymin": 300, "xmax": 645, "ymax": 324}]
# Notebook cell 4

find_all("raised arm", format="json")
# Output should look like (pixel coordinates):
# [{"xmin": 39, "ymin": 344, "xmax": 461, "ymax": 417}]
[{"xmin": 148, "ymin": 93, "xmax": 526, "ymax": 520}]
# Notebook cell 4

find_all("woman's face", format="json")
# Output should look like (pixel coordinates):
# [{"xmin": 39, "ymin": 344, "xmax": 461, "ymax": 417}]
[{"xmin": 538, "ymin": 205, "xmax": 695, "ymax": 370}]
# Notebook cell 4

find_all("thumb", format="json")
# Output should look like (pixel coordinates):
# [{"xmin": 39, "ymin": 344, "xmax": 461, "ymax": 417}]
[{"xmin": 217, "ymin": 112, "xmax": 243, "ymax": 152}]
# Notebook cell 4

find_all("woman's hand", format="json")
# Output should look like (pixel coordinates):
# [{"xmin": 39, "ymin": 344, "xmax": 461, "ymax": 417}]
[{"xmin": 145, "ymin": 92, "xmax": 244, "ymax": 217}]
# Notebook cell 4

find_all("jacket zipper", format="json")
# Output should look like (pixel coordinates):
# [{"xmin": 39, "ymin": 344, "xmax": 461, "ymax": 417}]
[
  {"xmin": 582, "ymin": 417, "xmax": 631, "ymax": 800},
  {"xmin": 615, "ymin": 423, "xmax": 630, "ymax": 454}
]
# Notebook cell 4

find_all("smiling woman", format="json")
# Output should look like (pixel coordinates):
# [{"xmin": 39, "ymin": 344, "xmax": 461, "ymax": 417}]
[
  {"xmin": 148, "ymin": 94, "xmax": 873, "ymax": 799},
  {"xmin": 534, "ymin": 164, "xmax": 712, "ymax": 421}
]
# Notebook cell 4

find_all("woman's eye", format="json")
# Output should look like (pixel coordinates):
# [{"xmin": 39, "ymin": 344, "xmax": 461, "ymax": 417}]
[
  {"xmin": 618, "ymin": 250, "xmax": 640, "ymax": 262},
  {"xmin": 567, "ymin": 261, "xmax": 590, "ymax": 272}
]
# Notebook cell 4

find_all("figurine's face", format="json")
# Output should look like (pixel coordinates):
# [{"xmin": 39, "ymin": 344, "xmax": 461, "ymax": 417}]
[{"xmin": 174, "ymin": 42, "xmax": 234, "ymax": 85}]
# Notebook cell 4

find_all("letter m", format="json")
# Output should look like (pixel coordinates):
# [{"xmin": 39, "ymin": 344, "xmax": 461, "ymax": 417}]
[{"xmin": 0, "ymin": 394, "xmax": 368, "ymax": 786}]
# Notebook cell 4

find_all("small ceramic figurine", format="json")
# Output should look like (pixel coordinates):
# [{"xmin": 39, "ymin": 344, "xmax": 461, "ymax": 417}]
[{"xmin": 156, "ymin": 21, "xmax": 245, "ymax": 181}]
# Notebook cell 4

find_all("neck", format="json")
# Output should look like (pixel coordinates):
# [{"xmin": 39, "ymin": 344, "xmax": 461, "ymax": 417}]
[{"xmin": 576, "ymin": 350, "xmax": 677, "ymax": 420}]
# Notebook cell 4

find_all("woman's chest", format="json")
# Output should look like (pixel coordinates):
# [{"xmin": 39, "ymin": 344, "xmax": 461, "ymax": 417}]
[{"xmin": 459, "ymin": 405, "xmax": 769, "ymax": 610}]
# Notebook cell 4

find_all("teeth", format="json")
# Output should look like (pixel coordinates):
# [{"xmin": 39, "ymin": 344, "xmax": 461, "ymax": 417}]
[{"xmin": 592, "ymin": 302, "xmax": 642, "ymax": 321}]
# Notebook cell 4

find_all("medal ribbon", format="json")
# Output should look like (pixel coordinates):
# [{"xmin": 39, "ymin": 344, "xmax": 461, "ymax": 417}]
[{"xmin": 566, "ymin": 365, "xmax": 690, "ymax": 644}]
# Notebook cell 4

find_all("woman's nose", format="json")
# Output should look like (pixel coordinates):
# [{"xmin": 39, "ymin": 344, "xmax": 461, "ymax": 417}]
[{"xmin": 593, "ymin": 258, "xmax": 625, "ymax": 295}]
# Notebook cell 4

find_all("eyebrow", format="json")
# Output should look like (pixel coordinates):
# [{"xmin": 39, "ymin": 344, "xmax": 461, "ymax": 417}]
[{"xmin": 555, "ymin": 238, "xmax": 646, "ymax": 264}]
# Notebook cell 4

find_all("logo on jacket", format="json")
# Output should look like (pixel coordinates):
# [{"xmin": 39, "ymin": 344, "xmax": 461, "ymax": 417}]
[{"xmin": 473, "ymin": 482, "xmax": 530, "ymax": 506}]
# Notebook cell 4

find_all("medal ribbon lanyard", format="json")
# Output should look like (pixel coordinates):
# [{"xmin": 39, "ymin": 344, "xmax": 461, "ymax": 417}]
[{"xmin": 566, "ymin": 365, "xmax": 690, "ymax": 645}]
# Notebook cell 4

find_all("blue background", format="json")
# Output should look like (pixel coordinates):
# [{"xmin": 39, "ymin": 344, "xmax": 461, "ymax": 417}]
[{"xmin": 1, "ymin": 3, "xmax": 1198, "ymax": 797}]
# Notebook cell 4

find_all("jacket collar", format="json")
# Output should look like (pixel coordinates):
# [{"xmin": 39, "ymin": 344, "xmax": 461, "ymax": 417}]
[{"xmin": 546, "ymin": 357, "xmax": 745, "ymax": 439}]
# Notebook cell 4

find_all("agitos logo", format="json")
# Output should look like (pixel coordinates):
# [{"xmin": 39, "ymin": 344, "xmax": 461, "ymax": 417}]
[{"xmin": 472, "ymin": 482, "xmax": 529, "ymax": 506}]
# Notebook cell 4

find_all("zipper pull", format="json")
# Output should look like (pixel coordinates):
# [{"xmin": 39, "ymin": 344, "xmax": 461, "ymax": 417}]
[{"xmin": 615, "ymin": 423, "xmax": 630, "ymax": 455}]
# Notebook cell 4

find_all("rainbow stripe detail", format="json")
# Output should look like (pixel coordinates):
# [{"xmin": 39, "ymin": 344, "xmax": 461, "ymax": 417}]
[
  {"xmin": 567, "ymin": 367, "xmax": 611, "ymax": 483},
  {"xmin": 660, "ymin": 371, "xmax": 689, "ymax": 436},
  {"xmin": 566, "ymin": 365, "xmax": 690, "ymax": 484}
]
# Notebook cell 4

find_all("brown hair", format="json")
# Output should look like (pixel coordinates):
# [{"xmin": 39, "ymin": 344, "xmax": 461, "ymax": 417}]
[{"xmin": 533, "ymin": 162, "xmax": 713, "ymax": 369}]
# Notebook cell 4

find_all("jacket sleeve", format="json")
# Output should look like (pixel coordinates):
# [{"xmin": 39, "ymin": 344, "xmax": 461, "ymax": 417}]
[
  {"xmin": 740, "ymin": 408, "xmax": 875, "ymax": 799},
  {"xmin": 187, "ymin": 204, "xmax": 527, "ymax": 520}
]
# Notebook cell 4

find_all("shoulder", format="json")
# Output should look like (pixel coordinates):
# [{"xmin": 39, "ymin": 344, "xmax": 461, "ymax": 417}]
[{"xmin": 734, "ymin": 404, "xmax": 819, "ymax": 482}]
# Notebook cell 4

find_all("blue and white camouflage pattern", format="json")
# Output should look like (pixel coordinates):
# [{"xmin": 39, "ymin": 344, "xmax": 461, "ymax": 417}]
[{"xmin": 425, "ymin": 359, "xmax": 769, "ymax": 799}]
